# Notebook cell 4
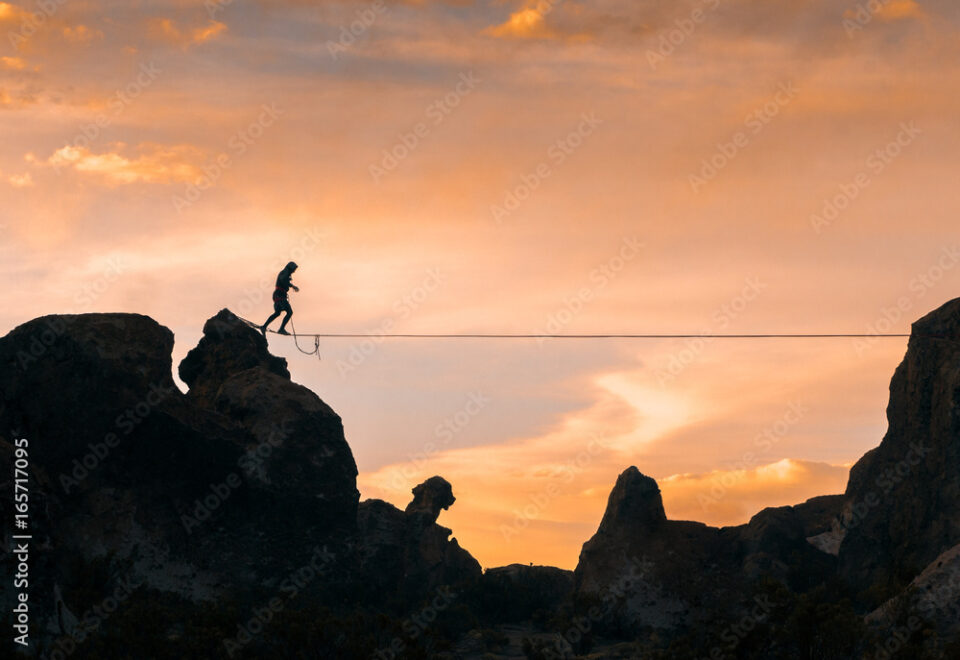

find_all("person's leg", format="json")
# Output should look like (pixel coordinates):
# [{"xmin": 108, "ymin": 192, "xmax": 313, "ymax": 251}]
[
  {"xmin": 262, "ymin": 297, "xmax": 284, "ymax": 334},
  {"xmin": 262, "ymin": 310, "xmax": 281, "ymax": 329},
  {"xmin": 278, "ymin": 300, "xmax": 293, "ymax": 334}
]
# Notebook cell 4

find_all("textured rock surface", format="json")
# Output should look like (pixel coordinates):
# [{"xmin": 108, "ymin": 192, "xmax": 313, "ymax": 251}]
[
  {"xmin": 574, "ymin": 468, "xmax": 840, "ymax": 631},
  {"xmin": 839, "ymin": 298, "xmax": 960, "ymax": 603},
  {"xmin": 178, "ymin": 308, "xmax": 290, "ymax": 407},
  {"xmin": 866, "ymin": 542, "xmax": 960, "ymax": 643},
  {"xmin": 0, "ymin": 310, "xmax": 362, "ymax": 648},
  {"xmin": 355, "ymin": 478, "xmax": 481, "ymax": 607}
]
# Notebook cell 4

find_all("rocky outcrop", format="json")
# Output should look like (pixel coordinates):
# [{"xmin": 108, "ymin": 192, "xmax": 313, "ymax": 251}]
[
  {"xmin": 479, "ymin": 564, "xmax": 575, "ymax": 624},
  {"xmin": 574, "ymin": 468, "xmax": 720, "ymax": 631},
  {"xmin": 866, "ymin": 542, "xmax": 960, "ymax": 649},
  {"xmin": 405, "ymin": 475, "xmax": 456, "ymax": 524},
  {"xmin": 0, "ymin": 310, "xmax": 364, "ymax": 649},
  {"xmin": 179, "ymin": 308, "xmax": 289, "ymax": 407},
  {"xmin": 179, "ymin": 310, "xmax": 359, "ymax": 529},
  {"xmin": 838, "ymin": 298, "xmax": 960, "ymax": 603},
  {"xmin": 355, "ymin": 477, "xmax": 481, "ymax": 608},
  {"xmin": 574, "ymin": 468, "xmax": 841, "ymax": 631}
]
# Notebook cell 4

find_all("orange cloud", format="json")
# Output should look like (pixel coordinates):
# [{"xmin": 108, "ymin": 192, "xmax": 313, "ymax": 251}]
[
  {"xmin": 7, "ymin": 172, "xmax": 33, "ymax": 187},
  {"xmin": 876, "ymin": 0, "xmax": 924, "ymax": 21},
  {"xmin": 62, "ymin": 25, "xmax": 104, "ymax": 43},
  {"xmin": 660, "ymin": 459, "xmax": 849, "ymax": 526},
  {"xmin": 485, "ymin": 6, "xmax": 556, "ymax": 39},
  {"xmin": 149, "ymin": 17, "xmax": 227, "ymax": 47},
  {"xmin": 43, "ymin": 143, "xmax": 204, "ymax": 185},
  {"xmin": 0, "ymin": 56, "xmax": 26, "ymax": 70},
  {"xmin": 0, "ymin": 2, "xmax": 24, "ymax": 22},
  {"xmin": 484, "ymin": 0, "xmax": 595, "ymax": 43}
]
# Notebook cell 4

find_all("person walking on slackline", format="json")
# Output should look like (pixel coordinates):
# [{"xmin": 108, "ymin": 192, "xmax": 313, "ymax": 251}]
[{"xmin": 261, "ymin": 261, "xmax": 299, "ymax": 336}]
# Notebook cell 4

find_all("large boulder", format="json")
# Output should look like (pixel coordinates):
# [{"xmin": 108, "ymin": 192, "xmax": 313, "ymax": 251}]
[
  {"xmin": 838, "ymin": 298, "xmax": 960, "ymax": 603},
  {"xmin": 178, "ymin": 308, "xmax": 289, "ymax": 407}
]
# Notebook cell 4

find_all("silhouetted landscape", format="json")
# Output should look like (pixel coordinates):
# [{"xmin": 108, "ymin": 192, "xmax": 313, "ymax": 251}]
[{"xmin": 2, "ymin": 299, "xmax": 959, "ymax": 659}]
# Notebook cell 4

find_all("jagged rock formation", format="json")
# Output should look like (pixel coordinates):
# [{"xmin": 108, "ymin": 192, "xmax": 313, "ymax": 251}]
[
  {"xmin": 574, "ymin": 468, "xmax": 841, "ymax": 631},
  {"xmin": 355, "ymin": 476, "xmax": 481, "ymax": 607},
  {"xmin": 179, "ymin": 309, "xmax": 290, "ymax": 407},
  {"xmin": 0, "ymin": 309, "xmax": 474, "ymax": 654},
  {"xmin": 839, "ymin": 299, "xmax": 960, "ymax": 604},
  {"xmin": 178, "ymin": 309, "xmax": 358, "ymax": 528},
  {"xmin": 2, "ymin": 298, "xmax": 960, "ymax": 657}
]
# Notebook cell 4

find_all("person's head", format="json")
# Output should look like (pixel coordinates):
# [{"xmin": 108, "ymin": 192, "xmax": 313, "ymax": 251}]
[{"xmin": 286, "ymin": 261, "xmax": 298, "ymax": 272}]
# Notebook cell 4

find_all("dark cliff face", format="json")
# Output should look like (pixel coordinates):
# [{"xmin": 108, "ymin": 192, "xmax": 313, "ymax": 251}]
[
  {"xmin": 176, "ymin": 309, "xmax": 359, "ymax": 529},
  {"xmin": 839, "ymin": 298, "xmax": 960, "ymax": 602},
  {"xmin": 0, "ymin": 311, "xmax": 361, "ymax": 641},
  {"xmin": 0, "ymin": 310, "xmax": 486, "ymax": 654}
]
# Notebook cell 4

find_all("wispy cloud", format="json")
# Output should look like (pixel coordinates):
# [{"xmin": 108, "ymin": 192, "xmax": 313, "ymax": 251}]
[
  {"xmin": 148, "ymin": 17, "xmax": 227, "ymax": 47},
  {"xmin": 43, "ymin": 143, "xmax": 204, "ymax": 185}
]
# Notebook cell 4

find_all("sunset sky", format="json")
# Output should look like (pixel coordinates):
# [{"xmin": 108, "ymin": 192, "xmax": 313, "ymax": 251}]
[{"xmin": 2, "ymin": 0, "xmax": 959, "ymax": 569}]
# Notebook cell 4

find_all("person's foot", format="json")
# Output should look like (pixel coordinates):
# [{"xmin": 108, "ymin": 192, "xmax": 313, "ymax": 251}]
[{"xmin": 277, "ymin": 328, "xmax": 290, "ymax": 335}]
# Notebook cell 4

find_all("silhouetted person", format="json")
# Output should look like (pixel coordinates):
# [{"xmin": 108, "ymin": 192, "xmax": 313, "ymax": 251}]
[{"xmin": 261, "ymin": 261, "xmax": 299, "ymax": 336}]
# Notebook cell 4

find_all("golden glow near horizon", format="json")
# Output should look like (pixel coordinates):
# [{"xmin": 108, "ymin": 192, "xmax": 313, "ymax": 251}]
[{"xmin": 2, "ymin": 0, "xmax": 958, "ymax": 568}]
